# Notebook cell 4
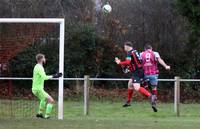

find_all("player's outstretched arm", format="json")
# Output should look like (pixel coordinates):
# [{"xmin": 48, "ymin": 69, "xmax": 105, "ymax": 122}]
[
  {"xmin": 158, "ymin": 58, "xmax": 170, "ymax": 70},
  {"xmin": 115, "ymin": 57, "xmax": 131, "ymax": 65}
]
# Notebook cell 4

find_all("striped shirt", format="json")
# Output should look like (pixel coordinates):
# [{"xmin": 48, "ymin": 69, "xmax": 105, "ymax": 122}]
[{"xmin": 140, "ymin": 49, "xmax": 160, "ymax": 75}]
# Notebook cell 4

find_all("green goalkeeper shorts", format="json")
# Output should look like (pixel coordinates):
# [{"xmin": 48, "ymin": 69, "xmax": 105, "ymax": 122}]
[{"xmin": 32, "ymin": 90, "xmax": 49, "ymax": 100}]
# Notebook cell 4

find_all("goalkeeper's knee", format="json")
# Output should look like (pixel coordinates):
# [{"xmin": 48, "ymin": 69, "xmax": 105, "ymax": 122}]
[{"xmin": 47, "ymin": 96, "xmax": 55, "ymax": 104}]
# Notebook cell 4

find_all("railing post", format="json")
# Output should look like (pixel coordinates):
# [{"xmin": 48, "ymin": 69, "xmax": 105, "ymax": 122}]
[
  {"xmin": 174, "ymin": 76, "xmax": 180, "ymax": 117},
  {"xmin": 84, "ymin": 75, "xmax": 90, "ymax": 115}
]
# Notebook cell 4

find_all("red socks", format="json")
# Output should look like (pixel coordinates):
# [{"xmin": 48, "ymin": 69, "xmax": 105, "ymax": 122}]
[
  {"xmin": 139, "ymin": 87, "xmax": 151, "ymax": 97},
  {"xmin": 127, "ymin": 87, "xmax": 153, "ymax": 101},
  {"xmin": 127, "ymin": 89, "xmax": 133, "ymax": 103},
  {"xmin": 152, "ymin": 89, "xmax": 158, "ymax": 96}
]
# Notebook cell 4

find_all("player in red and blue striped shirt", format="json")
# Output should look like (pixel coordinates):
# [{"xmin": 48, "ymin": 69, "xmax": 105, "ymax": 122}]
[{"xmin": 141, "ymin": 44, "xmax": 170, "ymax": 111}]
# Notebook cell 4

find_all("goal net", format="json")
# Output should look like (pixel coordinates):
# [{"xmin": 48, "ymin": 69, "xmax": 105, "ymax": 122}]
[{"xmin": 0, "ymin": 18, "xmax": 65, "ymax": 119}]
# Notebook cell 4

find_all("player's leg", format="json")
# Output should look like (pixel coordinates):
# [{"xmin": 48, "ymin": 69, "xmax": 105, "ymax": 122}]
[
  {"xmin": 32, "ymin": 90, "xmax": 47, "ymax": 118},
  {"xmin": 34, "ymin": 90, "xmax": 55, "ymax": 119},
  {"xmin": 133, "ymin": 82, "xmax": 157, "ymax": 112},
  {"xmin": 150, "ymin": 75, "xmax": 159, "ymax": 97},
  {"xmin": 127, "ymin": 79, "xmax": 134, "ymax": 103},
  {"xmin": 151, "ymin": 85, "xmax": 158, "ymax": 112},
  {"xmin": 132, "ymin": 69, "xmax": 151, "ymax": 97},
  {"xmin": 38, "ymin": 99, "xmax": 46, "ymax": 114},
  {"xmin": 133, "ymin": 69, "xmax": 157, "ymax": 112},
  {"xmin": 148, "ymin": 74, "xmax": 159, "ymax": 112},
  {"xmin": 42, "ymin": 90, "xmax": 55, "ymax": 119},
  {"xmin": 133, "ymin": 83, "xmax": 151, "ymax": 97},
  {"xmin": 140, "ymin": 78, "xmax": 150, "ymax": 90},
  {"xmin": 145, "ymin": 74, "xmax": 158, "ymax": 98},
  {"xmin": 123, "ymin": 79, "xmax": 134, "ymax": 107},
  {"xmin": 45, "ymin": 95, "xmax": 55, "ymax": 119}
]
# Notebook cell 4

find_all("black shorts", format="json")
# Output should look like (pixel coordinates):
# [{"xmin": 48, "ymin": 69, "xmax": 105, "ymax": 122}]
[{"xmin": 131, "ymin": 68, "xmax": 144, "ymax": 83}]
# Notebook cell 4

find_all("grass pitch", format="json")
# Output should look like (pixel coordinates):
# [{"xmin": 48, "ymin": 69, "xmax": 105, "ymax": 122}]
[{"xmin": 0, "ymin": 100, "xmax": 200, "ymax": 129}]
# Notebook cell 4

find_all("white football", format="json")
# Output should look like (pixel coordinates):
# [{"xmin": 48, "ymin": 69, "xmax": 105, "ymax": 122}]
[{"xmin": 102, "ymin": 4, "xmax": 112, "ymax": 14}]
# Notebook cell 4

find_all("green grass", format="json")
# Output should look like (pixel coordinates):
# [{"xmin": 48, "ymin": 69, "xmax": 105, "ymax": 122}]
[{"xmin": 1, "ymin": 100, "xmax": 200, "ymax": 129}]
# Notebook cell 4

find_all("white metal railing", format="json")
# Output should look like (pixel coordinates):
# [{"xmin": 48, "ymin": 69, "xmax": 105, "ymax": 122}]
[
  {"xmin": 0, "ymin": 77, "xmax": 194, "ymax": 81},
  {"xmin": 1, "ymin": 77, "xmax": 200, "ymax": 82},
  {"xmin": 0, "ymin": 76, "xmax": 200, "ymax": 117}
]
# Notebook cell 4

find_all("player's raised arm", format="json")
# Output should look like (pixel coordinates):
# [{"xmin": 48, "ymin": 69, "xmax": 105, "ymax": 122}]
[
  {"xmin": 115, "ymin": 50, "xmax": 132, "ymax": 66},
  {"xmin": 115, "ymin": 57, "xmax": 131, "ymax": 66}
]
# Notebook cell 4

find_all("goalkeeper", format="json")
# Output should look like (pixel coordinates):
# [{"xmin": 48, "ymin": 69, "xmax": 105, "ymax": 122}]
[{"xmin": 32, "ymin": 53, "xmax": 62, "ymax": 119}]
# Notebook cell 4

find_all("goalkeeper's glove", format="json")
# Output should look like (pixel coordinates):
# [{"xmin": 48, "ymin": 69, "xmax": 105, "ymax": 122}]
[{"xmin": 52, "ymin": 72, "xmax": 63, "ymax": 78}]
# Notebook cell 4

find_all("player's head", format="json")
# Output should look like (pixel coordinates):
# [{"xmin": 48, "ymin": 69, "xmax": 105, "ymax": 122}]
[
  {"xmin": 124, "ymin": 41, "xmax": 133, "ymax": 52},
  {"xmin": 36, "ymin": 53, "xmax": 46, "ymax": 64},
  {"xmin": 144, "ymin": 44, "xmax": 152, "ymax": 50}
]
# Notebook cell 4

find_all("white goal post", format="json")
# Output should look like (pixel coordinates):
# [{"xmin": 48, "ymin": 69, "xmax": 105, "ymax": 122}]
[{"xmin": 0, "ymin": 18, "xmax": 65, "ymax": 120}]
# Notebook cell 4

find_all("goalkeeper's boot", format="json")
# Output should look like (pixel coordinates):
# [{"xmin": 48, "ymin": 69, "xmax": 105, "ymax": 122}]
[
  {"xmin": 44, "ymin": 115, "xmax": 51, "ymax": 119},
  {"xmin": 36, "ymin": 113, "xmax": 44, "ymax": 118},
  {"xmin": 150, "ymin": 95, "xmax": 158, "ymax": 112},
  {"xmin": 123, "ymin": 101, "xmax": 131, "ymax": 107}
]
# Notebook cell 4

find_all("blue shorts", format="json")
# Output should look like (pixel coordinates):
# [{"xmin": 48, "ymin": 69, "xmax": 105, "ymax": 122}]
[{"xmin": 144, "ymin": 74, "xmax": 158, "ymax": 86}]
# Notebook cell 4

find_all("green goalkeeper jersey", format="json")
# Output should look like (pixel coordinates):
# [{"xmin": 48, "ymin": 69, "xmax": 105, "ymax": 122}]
[{"xmin": 32, "ymin": 64, "xmax": 52, "ymax": 91}]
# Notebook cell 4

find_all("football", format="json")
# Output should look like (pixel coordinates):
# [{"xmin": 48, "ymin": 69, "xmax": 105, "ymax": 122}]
[{"xmin": 102, "ymin": 3, "xmax": 112, "ymax": 14}]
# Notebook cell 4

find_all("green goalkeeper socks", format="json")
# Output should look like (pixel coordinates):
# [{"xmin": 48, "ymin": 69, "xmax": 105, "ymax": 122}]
[
  {"xmin": 38, "ymin": 101, "xmax": 53, "ymax": 118},
  {"xmin": 45, "ymin": 103, "xmax": 53, "ymax": 118},
  {"xmin": 38, "ymin": 100, "xmax": 46, "ymax": 114}
]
